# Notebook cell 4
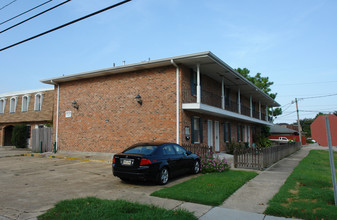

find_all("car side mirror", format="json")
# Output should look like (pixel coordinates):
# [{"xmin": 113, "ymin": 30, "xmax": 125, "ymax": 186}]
[{"xmin": 186, "ymin": 151, "xmax": 192, "ymax": 155}]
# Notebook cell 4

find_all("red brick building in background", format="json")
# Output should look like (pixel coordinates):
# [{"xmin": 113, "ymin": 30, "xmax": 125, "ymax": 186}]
[
  {"xmin": 41, "ymin": 51, "xmax": 280, "ymax": 153},
  {"xmin": 269, "ymin": 124, "xmax": 306, "ymax": 145},
  {"xmin": 0, "ymin": 88, "xmax": 54, "ymax": 147},
  {"xmin": 311, "ymin": 114, "xmax": 337, "ymax": 147}
]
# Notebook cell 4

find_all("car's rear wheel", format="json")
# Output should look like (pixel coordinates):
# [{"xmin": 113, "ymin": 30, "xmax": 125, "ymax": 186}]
[
  {"xmin": 192, "ymin": 160, "xmax": 200, "ymax": 174},
  {"xmin": 157, "ymin": 167, "xmax": 169, "ymax": 185}
]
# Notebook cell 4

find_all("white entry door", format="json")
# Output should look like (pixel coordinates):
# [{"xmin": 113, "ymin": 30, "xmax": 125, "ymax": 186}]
[
  {"xmin": 214, "ymin": 121, "xmax": 220, "ymax": 152},
  {"xmin": 207, "ymin": 120, "xmax": 213, "ymax": 148}
]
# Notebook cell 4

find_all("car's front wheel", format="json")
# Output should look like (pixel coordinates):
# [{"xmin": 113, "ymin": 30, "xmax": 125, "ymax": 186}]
[
  {"xmin": 157, "ymin": 167, "xmax": 169, "ymax": 185},
  {"xmin": 192, "ymin": 160, "xmax": 200, "ymax": 174}
]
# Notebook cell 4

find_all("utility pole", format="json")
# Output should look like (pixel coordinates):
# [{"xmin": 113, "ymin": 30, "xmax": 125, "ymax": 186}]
[{"xmin": 295, "ymin": 98, "xmax": 302, "ymax": 144}]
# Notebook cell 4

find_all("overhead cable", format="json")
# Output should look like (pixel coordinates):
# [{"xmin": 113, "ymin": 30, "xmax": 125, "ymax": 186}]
[
  {"xmin": 0, "ymin": 0, "xmax": 70, "ymax": 34},
  {"xmin": 0, "ymin": 0, "xmax": 18, "ymax": 11},
  {"xmin": 299, "ymin": 93, "xmax": 337, "ymax": 100},
  {"xmin": 0, "ymin": 0, "xmax": 132, "ymax": 52},
  {"xmin": 0, "ymin": 0, "xmax": 53, "ymax": 26}
]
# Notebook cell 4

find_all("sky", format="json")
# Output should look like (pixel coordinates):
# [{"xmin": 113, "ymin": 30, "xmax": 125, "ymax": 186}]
[{"xmin": 0, "ymin": 0, "xmax": 336, "ymax": 124}]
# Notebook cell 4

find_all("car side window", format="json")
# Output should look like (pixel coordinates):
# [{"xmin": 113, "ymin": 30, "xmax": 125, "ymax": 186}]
[
  {"xmin": 173, "ymin": 145, "xmax": 187, "ymax": 155},
  {"xmin": 162, "ymin": 145, "xmax": 176, "ymax": 155}
]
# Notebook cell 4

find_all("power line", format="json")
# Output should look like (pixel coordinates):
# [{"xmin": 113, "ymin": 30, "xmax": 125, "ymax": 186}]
[
  {"xmin": 274, "ymin": 80, "xmax": 337, "ymax": 86},
  {"xmin": 0, "ymin": 0, "xmax": 53, "ymax": 26},
  {"xmin": 0, "ymin": 0, "xmax": 132, "ymax": 52},
  {"xmin": 299, "ymin": 93, "xmax": 337, "ymax": 100},
  {"xmin": 0, "ymin": 0, "xmax": 18, "ymax": 11},
  {"xmin": 0, "ymin": 0, "xmax": 70, "ymax": 34}
]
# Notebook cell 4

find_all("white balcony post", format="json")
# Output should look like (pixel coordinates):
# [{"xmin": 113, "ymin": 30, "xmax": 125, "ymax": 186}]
[
  {"xmin": 221, "ymin": 76, "xmax": 225, "ymax": 109},
  {"xmin": 259, "ymin": 101, "xmax": 261, "ymax": 120},
  {"xmin": 196, "ymin": 63, "xmax": 201, "ymax": 104},
  {"xmin": 250, "ymin": 96, "xmax": 253, "ymax": 117},
  {"xmin": 238, "ymin": 88, "xmax": 241, "ymax": 114}
]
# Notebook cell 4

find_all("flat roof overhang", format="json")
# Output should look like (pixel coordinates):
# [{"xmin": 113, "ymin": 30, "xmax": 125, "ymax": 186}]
[
  {"xmin": 183, "ymin": 103, "xmax": 274, "ymax": 126},
  {"xmin": 41, "ymin": 51, "xmax": 280, "ymax": 107}
]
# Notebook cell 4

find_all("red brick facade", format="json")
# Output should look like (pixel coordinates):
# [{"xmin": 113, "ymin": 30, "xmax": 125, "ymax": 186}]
[
  {"xmin": 54, "ymin": 66, "xmax": 177, "ymax": 153},
  {"xmin": 311, "ymin": 114, "xmax": 337, "ymax": 147},
  {"xmin": 0, "ymin": 89, "xmax": 54, "ymax": 146},
  {"xmin": 44, "ymin": 52, "xmax": 275, "ymax": 153}
]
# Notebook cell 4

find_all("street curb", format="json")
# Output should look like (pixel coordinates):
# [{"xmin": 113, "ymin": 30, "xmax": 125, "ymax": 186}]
[{"xmin": 23, "ymin": 153, "xmax": 112, "ymax": 164}]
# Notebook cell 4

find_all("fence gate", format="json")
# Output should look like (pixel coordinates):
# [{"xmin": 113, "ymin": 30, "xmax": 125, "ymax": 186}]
[{"xmin": 32, "ymin": 127, "xmax": 53, "ymax": 153}]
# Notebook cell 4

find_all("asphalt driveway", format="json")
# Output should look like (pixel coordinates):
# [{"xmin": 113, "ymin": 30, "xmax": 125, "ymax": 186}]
[{"xmin": 0, "ymin": 155, "xmax": 198, "ymax": 220}]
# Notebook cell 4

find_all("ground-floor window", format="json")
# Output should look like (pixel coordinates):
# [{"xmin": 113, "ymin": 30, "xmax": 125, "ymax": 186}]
[
  {"xmin": 191, "ymin": 116, "xmax": 203, "ymax": 143},
  {"xmin": 237, "ymin": 124, "xmax": 243, "ymax": 142},
  {"xmin": 224, "ymin": 122, "xmax": 231, "ymax": 142}
]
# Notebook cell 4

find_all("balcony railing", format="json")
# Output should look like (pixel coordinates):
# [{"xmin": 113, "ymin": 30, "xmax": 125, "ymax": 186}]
[{"xmin": 182, "ymin": 89, "xmax": 269, "ymax": 122}]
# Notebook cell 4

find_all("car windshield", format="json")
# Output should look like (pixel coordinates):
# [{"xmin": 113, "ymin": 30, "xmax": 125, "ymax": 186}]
[{"xmin": 124, "ymin": 146, "xmax": 158, "ymax": 155}]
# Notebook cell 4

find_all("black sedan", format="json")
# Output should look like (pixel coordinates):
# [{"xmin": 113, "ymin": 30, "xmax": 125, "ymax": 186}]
[{"xmin": 112, "ymin": 142, "xmax": 200, "ymax": 185}]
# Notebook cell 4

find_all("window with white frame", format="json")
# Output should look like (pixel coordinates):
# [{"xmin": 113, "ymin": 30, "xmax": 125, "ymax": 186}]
[
  {"xmin": 0, "ymin": 98, "xmax": 6, "ymax": 114},
  {"xmin": 34, "ymin": 93, "xmax": 44, "ymax": 111},
  {"xmin": 10, "ymin": 97, "xmax": 18, "ymax": 113},
  {"xmin": 22, "ymin": 95, "xmax": 31, "ymax": 112}
]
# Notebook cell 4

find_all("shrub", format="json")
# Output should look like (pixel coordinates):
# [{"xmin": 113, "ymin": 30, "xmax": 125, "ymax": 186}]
[
  {"xmin": 197, "ymin": 152, "xmax": 231, "ymax": 173},
  {"xmin": 225, "ymin": 142, "xmax": 244, "ymax": 154},
  {"xmin": 11, "ymin": 124, "xmax": 28, "ymax": 148}
]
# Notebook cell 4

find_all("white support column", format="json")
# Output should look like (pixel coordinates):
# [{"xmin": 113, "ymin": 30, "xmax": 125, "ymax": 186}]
[
  {"xmin": 196, "ymin": 64, "xmax": 201, "ymax": 104},
  {"xmin": 266, "ymin": 105, "xmax": 269, "ymax": 121},
  {"xmin": 221, "ymin": 76, "xmax": 225, "ymax": 109},
  {"xmin": 250, "ymin": 96, "xmax": 253, "ymax": 117},
  {"xmin": 259, "ymin": 101, "xmax": 261, "ymax": 120},
  {"xmin": 238, "ymin": 88, "xmax": 241, "ymax": 114}
]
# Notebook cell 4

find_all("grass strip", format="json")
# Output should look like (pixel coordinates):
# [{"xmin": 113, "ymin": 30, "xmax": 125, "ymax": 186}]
[
  {"xmin": 151, "ymin": 170, "xmax": 258, "ymax": 206},
  {"xmin": 38, "ymin": 197, "xmax": 196, "ymax": 220},
  {"xmin": 265, "ymin": 150, "xmax": 337, "ymax": 220}
]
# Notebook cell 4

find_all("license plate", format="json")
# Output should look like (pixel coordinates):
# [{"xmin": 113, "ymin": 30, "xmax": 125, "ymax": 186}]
[{"xmin": 121, "ymin": 159, "xmax": 134, "ymax": 166}]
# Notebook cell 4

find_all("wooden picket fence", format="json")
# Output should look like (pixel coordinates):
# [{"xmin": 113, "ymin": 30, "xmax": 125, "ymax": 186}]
[
  {"xmin": 234, "ymin": 142, "xmax": 301, "ymax": 170},
  {"xmin": 32, "ymin": 127, "xmax": 53, "ymax": 153},
  {"xmin": 182, "ymin": 143, "xmax": 211, "ymax": 155}
]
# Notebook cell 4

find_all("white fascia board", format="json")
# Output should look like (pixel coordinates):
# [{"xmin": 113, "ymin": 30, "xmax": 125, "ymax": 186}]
[
  {"xmin": 0, "ymin": 88, "xmax": 54, "ymax": 98},
  {"xmin": 182, "ymin": 103, "xmax": 273, "ymax": 126}
]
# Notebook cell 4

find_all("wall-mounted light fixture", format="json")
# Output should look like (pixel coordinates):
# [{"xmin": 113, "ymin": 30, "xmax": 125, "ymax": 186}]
[
  {"xmin": 135, "ymin": 94, "xmax": 142, "ymax": 105},
  {"xmin": 72, "ymin": 100, "xmax": 79, "ymax": 110},
  {"xmin": 185, "ymin": 126, "xmax": 190, "ymax": 140}
]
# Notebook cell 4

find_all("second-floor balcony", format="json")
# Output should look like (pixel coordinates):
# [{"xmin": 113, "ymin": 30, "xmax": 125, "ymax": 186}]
[{"xmin": 182, "ymin": 89, "xmax": 272, "ymax": 125}]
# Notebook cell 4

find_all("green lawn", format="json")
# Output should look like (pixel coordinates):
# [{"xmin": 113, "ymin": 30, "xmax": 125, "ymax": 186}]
[
  {"xmin": 151, "ymin": 170, "xmax": 258, "ymax": 206},
  {"xmin": 38, "ymin": 197, "xmax": 196, "ymax": 220},
  {"xmin": 265, "ymin": 150, "xmax": 337, "ymax": 220}
]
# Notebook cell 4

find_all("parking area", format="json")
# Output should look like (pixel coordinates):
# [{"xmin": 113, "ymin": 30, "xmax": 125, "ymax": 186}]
[{"xmin": 0, "ymin": 155, "xmax": 197, "ymax": 220}]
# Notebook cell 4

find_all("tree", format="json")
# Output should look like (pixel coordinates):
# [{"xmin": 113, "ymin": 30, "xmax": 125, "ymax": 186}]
[
  {"xmin": 235, "ymin": 68, "xmax": 282, "ymax": 118},
  {"xmin": 11, "ymin": 124, "xmax": 28, "ymax": 148}
]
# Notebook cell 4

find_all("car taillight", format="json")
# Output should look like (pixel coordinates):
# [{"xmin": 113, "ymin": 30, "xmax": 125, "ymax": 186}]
[
  {"xmin": 113, "ymin": 156, "xmax": 116, "ymax": 164},
  {"xmin": 140, "ymin": 158, "xmax": 151, "ymax": 166}
]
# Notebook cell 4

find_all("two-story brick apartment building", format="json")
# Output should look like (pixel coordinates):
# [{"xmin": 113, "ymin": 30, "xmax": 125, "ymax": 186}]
[
  {"xmin": 0, "ymin": 88, "xmax": 54, "ymax": 147},
  {"xmin": 41, "ymin": 51, "xmax": 279, "ymax": 153}
]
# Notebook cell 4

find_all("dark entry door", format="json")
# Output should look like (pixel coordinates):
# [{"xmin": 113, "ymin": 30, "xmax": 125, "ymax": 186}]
[{"xmin": 4, "ymin": 126, "xmax": 13, "ymax": 146}]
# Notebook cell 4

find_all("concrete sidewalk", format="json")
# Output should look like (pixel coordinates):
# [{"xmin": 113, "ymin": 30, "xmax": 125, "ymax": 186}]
[{"xmin": 220, "ymin": 147, "xmax": 310, "ymax": 214}]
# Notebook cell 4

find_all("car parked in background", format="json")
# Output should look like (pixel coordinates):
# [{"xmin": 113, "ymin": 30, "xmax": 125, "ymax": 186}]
[{"xmin": 112, "ymin": 142, "xmax": 200, "ymax": 185}]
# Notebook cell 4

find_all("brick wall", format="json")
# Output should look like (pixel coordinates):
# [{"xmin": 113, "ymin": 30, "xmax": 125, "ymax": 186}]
[
  {"xmin": 54, "ymin": 66, "xmax": 177, "ymax": 153},
  {"xmin": 0, "ymin": 90, "xmax": 54, "ymax": 123}
]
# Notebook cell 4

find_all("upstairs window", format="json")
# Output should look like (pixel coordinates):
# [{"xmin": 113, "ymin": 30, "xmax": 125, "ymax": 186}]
[
  {"xmin": 190, "ymin": 69, "xmax": 197, "ymax": 96},
  {"xmin": 22, "ymin": 95, "xmax": 31, "ymax": 112},
  {"xmin": 190, "ymin": 69, "xmax": 202, "ymax": 97},
  {"xmin": 225, "ymin": 88, "xmax": 231, "ymax": 107},
  {"xmin": 10, "ymin": 97, "xmax": 18, "ymax": 113},
  {"xmin": 0, "ymin": 98, "xmax": 6, "ymax": 114},
  {"xmin": 34, "ymin": 93, "xmax": 44, "ymax": 111}
]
